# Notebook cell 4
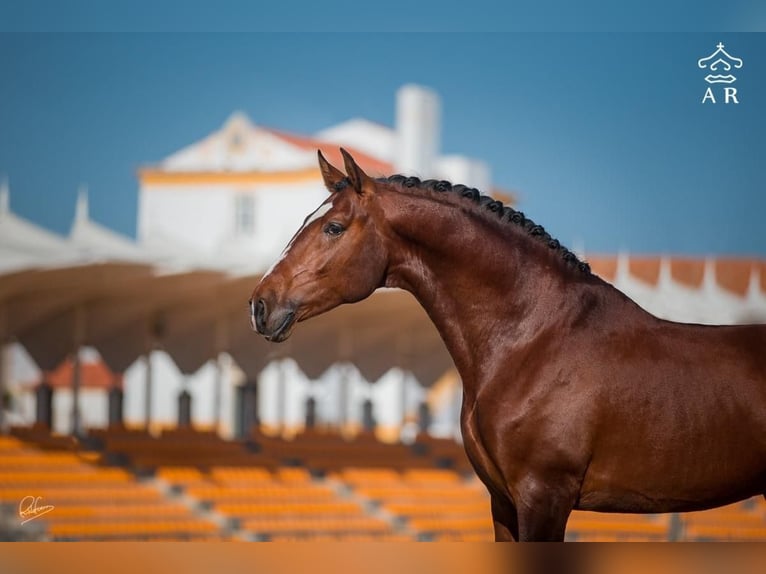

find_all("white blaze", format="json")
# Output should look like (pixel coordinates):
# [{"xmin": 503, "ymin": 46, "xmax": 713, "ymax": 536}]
[
  {"xmin": 261, "ymin": 200, "xmax": 334, "ymax": 281},
  {"xmin": 302, "ymin": 201, "xmax": 334, "ymax": 230}
]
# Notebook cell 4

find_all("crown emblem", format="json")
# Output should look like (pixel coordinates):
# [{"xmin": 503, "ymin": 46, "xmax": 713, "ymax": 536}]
[{"xmin": 698, "ymin": 42, "xmax": 743, "ymax": 84}]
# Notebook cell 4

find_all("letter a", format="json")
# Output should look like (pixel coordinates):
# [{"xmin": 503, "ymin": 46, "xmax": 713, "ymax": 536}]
[
  {"xmin": 702, "ymin": 87, "xmax": 716, "ymax": 104},
  {"xmin": 724, "ymin": 87, "xmax": 739, "ymax": 104}
]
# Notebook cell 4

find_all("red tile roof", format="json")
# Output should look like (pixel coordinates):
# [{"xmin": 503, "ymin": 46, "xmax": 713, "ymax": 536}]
[
  {"xmin": 715, "ymin": 259, "xmax": 756, "ymax": 297},
  {"xmin": 588, "ymin": 257, "xmax": 617, "ymax": 282},
  {"xmin": 25, "ymin": 359, "xmax": 122, "ymax": 390},
  {"xmin": 628, "ymin": 257, "xmax": 661, "ymax": 286},
  {"xmin": 267, "ymin": 129, "xmax": 517, "ymax": 204},
  {"xmin": 588, "ymin": 256, "xmax": 766, "ymax": 297},
  {"xmin": 264, "ymin": 128, "xmax": 393, "ymax": 176},
  {"xmin": 670, "ymin": 259, "xmax": 705, "ymax": 289}
]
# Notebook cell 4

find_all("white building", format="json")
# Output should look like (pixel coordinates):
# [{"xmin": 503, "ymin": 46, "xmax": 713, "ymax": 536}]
[{"xmin": 137, "ymin": 85, "xmax": 496, "ymax": 273}]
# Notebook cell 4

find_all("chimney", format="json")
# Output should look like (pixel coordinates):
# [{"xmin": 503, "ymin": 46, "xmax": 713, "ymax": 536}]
[
  {"xmin": 0, "ymin": 176, "xmax": 9, "ymax": 218},
  {"xmin": 395, "ymin": 85, "xmax": 441, "ymax": 177},
  {"xmin": 74, "ymin": 184, "xmax": 89, "ymax": 226}
]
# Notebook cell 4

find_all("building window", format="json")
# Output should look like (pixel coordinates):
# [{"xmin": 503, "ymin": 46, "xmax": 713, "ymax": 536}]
[{"xmin": 235, "ymin": 194, "xmax": 256, "ymax": 237}]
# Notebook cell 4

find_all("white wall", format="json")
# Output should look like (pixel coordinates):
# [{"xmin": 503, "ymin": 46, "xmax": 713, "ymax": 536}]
[
  {"xmin": 50, "ymin": 389, "xmax": 107, "ymax": 434},
  {"xmin": 435, "ymin": 156, "xmax": 491, "ymax": 193},
  {"xmin": 138, "ymin": 181, "xmax": 329, "ymax": 266},
  {"xmin": 139, "ymin": 185, "xmax": 234, "ymax": 254},
  {"xmin": 255, "ymin": 360, "xmax": 426, "ymax": 434},
  {"xmin": 250, "ymin": 184, "xmax": 328, "ymax": 258},
  {"xmin": 123, "ymin": 350, "xmax": 237, "ymax": 435}
]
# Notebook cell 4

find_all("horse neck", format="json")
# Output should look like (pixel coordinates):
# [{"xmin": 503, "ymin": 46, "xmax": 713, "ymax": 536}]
[{"xmin": 378, "ymin": 190, "xmax": 601, "ymax": 398}]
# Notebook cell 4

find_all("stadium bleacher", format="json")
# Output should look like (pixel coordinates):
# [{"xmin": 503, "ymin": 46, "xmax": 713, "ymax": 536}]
[
  {"xmin": 0, "ymin": 434, "xmax": 225, "ymax": 541},
  {"xmin": 1, "ymin": 429, "xmax": 764, "ymax": 541}
]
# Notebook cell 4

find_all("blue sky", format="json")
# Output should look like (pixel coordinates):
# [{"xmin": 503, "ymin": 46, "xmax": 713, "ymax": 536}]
[
  {"xmin": 1, "ymin": 2, "xmax": 765, "ymax": 32},
  {"xmin": 0, "ymin": 32, "xmax": 764, "ymax": 256}
]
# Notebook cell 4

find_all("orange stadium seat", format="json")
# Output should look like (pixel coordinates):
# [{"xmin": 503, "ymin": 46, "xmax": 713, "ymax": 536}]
[
  {"xmin": 680, "ymin": 502, "xmax": 766, "ymax": 541},
  {"xmin": 402, "ymin": 469, "xmax": 462, "ymax": 484},
  {"xmin": 385, "ymin": 500, "xmax": 489, "ymax": 518},
  {"xmin": 156, "ymin": 466, "xmax": 207, "ymax": 486},
  {"xmin": 683, "ymin": 524, "xmax": 766, "ymax": 541},
  {"xmin": 242, "ymin": 515, "xmax": 392, "ymax": 537},
  {"xmin": 275, "ymin": 467, "xmax": 312, "ymax": 483},
  {"xmin": 337, "ymin": 468, "xmax": 402, "ymax": 485},
  {"xmin": 216, "ymin": 501, "xmax": 363, "ymax": 518},
  {"xmin": 48, "ymin": 519, "xmax": 219, "ymax": 540},
  {"xmin": 210, "ymin": 467, "xmax": 274, "ymax": 485},
  {"xmin": 0, "ymin": 436, "xmax": 225, "ymax": 541},
  {"xmin": 5, "ymin": 430, "xmax": 764, "ymax": 542},
  {"xmin": 565, "ymin": 512, "xmax": 671, "ymax": 541}
]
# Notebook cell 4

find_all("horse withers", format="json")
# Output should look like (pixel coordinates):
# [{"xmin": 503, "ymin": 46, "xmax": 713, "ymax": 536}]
[{"xmin": 249, "ymin": 149, "xmax": 766, "ymax": 541}]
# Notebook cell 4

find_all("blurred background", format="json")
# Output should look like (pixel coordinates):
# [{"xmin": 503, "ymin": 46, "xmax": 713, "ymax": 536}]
[{"xmin": 0, "ymin": 32, "xmax": 764, "ymax": 542}]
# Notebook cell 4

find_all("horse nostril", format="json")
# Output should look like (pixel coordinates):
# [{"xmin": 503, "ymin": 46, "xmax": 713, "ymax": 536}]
[{"xmin": 254, "ymin": 298, "xmax": 267, "ymax": 333}]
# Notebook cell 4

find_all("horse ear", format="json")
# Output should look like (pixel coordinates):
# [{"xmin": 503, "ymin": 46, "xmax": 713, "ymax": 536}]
[
  {"xmin": 340, "ymin": 148, "xmax": 375, "ymax": 195},
  {"xmin": 317, "ymin": 150, "xmax": 347, "ymax": 193}
]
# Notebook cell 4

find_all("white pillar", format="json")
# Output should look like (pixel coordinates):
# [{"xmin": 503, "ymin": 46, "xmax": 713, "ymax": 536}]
[
  {"xmin": 213, "ymin": 354, "xmax": 223, "ymax": 431},
  {"xmin": 143, "ymin": 352, "xmax": 153, "ymax": 432},
  {"xmin": 71, "ymin": 305, "xmax": 85, "ymax": 437},
  {"xmin": 337, "ymin": 329, "xmax": 353, "ymax": 433},
  {"xmin": 276, "ymin": 360, "xmax": 287, "ymax": 435},
  {"xmin": 0, "ymin": 341, "xmax": 6, "ymax": 434},
  {"xmin": 338, "ymin": 365, "xmax": 350, "ymax": 432},
  {"xmin": 71, "ymin": 349, "xmax": 82, "ymax": 436},
  {"xmin": 400, "ymin": 371, "xmax": 408, "ymax": 428},
  {"xmin": 0, "ymin": 303, "xmax": 7, "ymax": 434}
]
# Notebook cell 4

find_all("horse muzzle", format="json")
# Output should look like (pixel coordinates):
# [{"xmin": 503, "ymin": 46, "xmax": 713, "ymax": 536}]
[{"xmin": 250, "ymin": 297, "xmax": 296, "ymax": 343}]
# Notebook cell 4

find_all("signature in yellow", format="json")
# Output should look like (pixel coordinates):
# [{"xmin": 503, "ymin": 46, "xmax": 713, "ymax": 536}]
[{"xmin": 19, "ymin": 495, "xmax": 55, "ymax": 525}]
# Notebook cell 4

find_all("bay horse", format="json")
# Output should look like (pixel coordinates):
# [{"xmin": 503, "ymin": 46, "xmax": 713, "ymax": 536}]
[{"xmin": 249, "ymin": 149, "xmax": 766, "ymax": 541}]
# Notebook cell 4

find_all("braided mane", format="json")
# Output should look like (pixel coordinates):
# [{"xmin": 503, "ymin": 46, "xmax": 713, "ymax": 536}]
[{"xmin": 377, "ymin": 174, "xmax": 591, "ymax": 274}]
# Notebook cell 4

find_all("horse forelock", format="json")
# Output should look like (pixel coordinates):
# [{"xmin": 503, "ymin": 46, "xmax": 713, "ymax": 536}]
[{"xmin": 374, "ymin": 175, "xmax": 591, "ymax": 275}]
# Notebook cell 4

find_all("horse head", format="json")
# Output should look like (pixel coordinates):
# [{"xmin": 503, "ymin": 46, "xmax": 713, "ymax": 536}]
[{"xmin": 249, "ymin": 150, "xmax": 389, "ymax": 342}]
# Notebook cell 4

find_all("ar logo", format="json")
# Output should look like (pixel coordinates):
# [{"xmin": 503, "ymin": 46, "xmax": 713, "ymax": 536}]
[{"xmin": 698, "ymin": 43, "xmax": 743, "ymax": 104}]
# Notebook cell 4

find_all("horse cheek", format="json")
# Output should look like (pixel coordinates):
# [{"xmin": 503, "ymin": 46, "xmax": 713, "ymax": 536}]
[{"xmin": 345, "ymin": 238, "xmax": 387, "ymax": 302}]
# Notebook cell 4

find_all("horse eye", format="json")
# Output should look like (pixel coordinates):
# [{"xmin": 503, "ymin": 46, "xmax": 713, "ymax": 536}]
[{"xmin": 324, "ymin": 222, "xmax": 345, "ymax": 237}]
